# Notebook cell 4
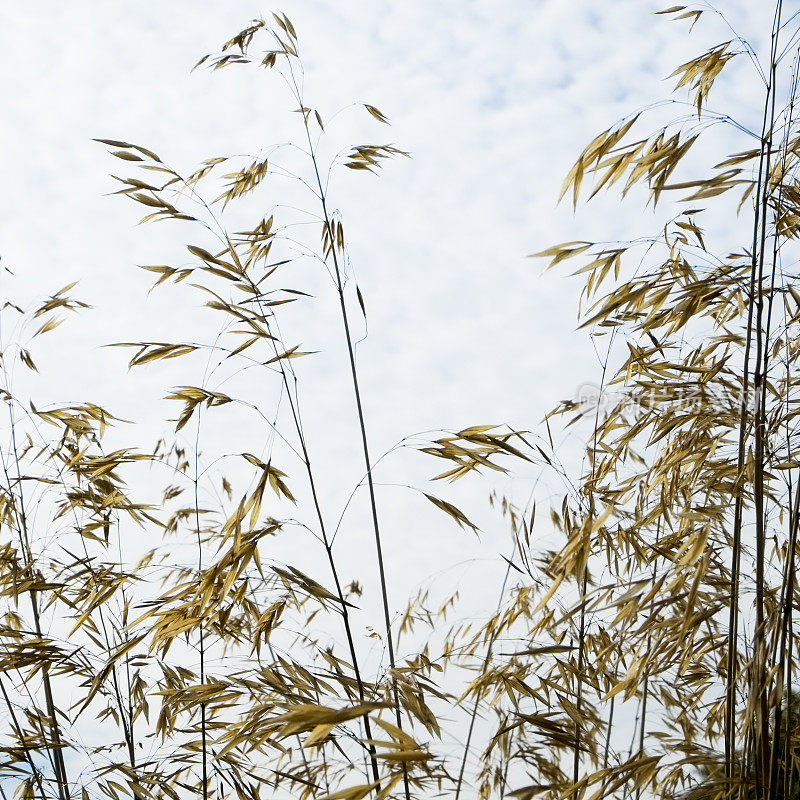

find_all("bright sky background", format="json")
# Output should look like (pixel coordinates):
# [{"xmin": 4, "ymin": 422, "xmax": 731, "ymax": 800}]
[{"xmin": 0, "ymin": 1, "xmax": 775, "ymax": 667}]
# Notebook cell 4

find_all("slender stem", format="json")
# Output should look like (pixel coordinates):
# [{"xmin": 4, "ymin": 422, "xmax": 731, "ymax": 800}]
[
  {"xmin": 175, "ymin": 164, "xmax": 382, "ymax": 786},
  {"xmin": 765, "ymin": 43, "xmax": 797, "ymax": 800},
  {"xmin": 247, "ymin": 281, "xmax": 383, "ymax": 788},
  {"xmin": 0, "ymin": 675, "xmax": 47, "ymax": 800},
  {"xmin": 725, "ymin": 5, "xmax": 781, "ymax": 777},
  {"xmin": 455, "ymin": 560, "xmax": 514, "ymax": 799},
  {"xmin": 284, "ymin": 57, "xmax": 410, "ymax": 799},
  {"xmin": 752, "ymin": 7, "xmax": 782, "ymax": 796},
  {"xmin": 5, "ymin": 402, "xmax": 70, "ymax": 800},
  {"xmin": 194, "ymin": 420, "xmax": 209, "ymax": 800},
  {"xmin": 319, "ymin": 185, "xmax": 410, "ymax": 800}
]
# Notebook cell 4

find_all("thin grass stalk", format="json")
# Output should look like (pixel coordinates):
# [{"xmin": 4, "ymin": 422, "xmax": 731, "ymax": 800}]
[
  {"xmin": 239, "ymin": 259, "xmax": 383, "ymax": 785},
  {"xmin": 97, "ymin": 593, "xmax": 139, "ymax": 780},
  {"xmin": 117, "ymin": 604, "xmax": 139, "ymax": 780},
  {"xmin": 49, "ymin": 446, "xmax": 140, "ymax": 783},
  {"xmin": 777, "ymin": 284, "xmax": 800, "ymax": 800},
  {"xmin": 764, "ymin": 53, "xmax": 798, "ymax": 677},
  {"xmin": 193, "ymin": 425, "xmax": 209, "ymax": 800},
  {"xmin": 191, "ymin": 202, "xmax": 382, "ymax": 789},
  {"xmin": 5, "ymin": 403, "xmax": 70, "ymax": 800},
  {"xmin": 322, "ymin": 192, "xmax": 410, "ymax": 800},
  {"xmin": 764, "ymin": 49, "xmax": 798, "ymax": 800},
  {"xmin": 0, "ymin": 435, "xmax": 61, "ymax": 788},
  {"xmin": 454, "ymin": 560, "xmax": 514, "ymax": 799},
  {"xmin": 265, "ymin": 639, "xmax": 320, "ymax": 796},
  {"xmin": 637, "ymin": 516, "xmax": 663, "ymax": 800},
  {"xmin": 573, "ymin": 567, "xmax": 589, "ymax": 792},
  {"xmin": 572, "ymin": 352, "xmax": 609, "ymax": 793},
  {"xmin": 283, "ymin": 57, "xmax": 410, "ymax": 800},
  {"xmin": 752, "ymin": 8, "xmax": 783, "ymax": 795},
  {"xmin": 725, "ymin": 4, "xmax": 781, "ymax": 779},
  {"xmin": 46, "ymin": 421, "xmax": 140, "ymax": 785},
  {"xmin": 178, "ymin": 175, "xmax": 382, "ymax": 785},
  {"xmin": 0, "ymin": 675, "xmax": 47, "ymax": 800},
  {"xmin": 247, "ymin": 271, "xmax": 382, "ymax": 787},
  {"xmin": 603, "ymin": 696, "xmax": 616, "ymax": 771},
  {"xmin": 768, "ymin": 480, "xmax": 800, "ymax": 800},
  {"xmin": 632, "ymin": 636, "xmax": 652, "ymax": 800},
  {"xmin": 784, "ymin": 624, "xmax": 795, "ymax": 800}
]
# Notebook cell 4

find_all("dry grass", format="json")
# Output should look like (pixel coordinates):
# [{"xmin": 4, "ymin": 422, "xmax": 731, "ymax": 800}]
[{"xmin": 1, "ymin": 5, "xmax": 799, "ymax": 800}]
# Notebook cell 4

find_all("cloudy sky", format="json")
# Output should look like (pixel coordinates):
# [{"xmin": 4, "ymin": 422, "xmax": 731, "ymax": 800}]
[{"xmin": 0, "ymin": 1, "xmax": 773, "ymax": 643}]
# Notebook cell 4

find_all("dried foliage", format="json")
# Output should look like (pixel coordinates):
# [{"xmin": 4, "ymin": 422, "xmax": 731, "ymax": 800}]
[{"xmin": 2, "ymin": 5, "xmax": 800, "ymax": 800}]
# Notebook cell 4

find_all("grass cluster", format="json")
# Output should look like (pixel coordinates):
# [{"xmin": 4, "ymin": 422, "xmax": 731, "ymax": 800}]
[{"xmin": 2, "ymin": 5, "xmax": 800, "ymax": 800}]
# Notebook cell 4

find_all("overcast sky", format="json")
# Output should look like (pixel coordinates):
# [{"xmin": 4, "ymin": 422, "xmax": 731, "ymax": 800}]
[{"xmin": 0, "ymin": 1, "xmax": 774, "ymax": 648}]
